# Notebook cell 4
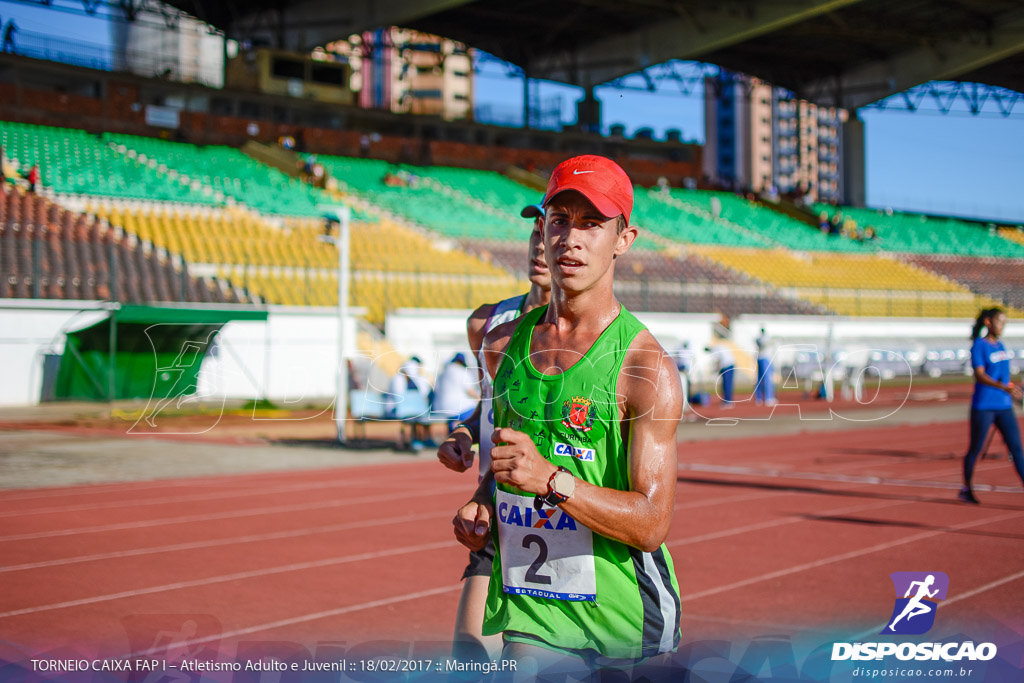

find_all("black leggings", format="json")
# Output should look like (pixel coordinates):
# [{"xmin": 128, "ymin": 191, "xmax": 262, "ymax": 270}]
[{"xmin": 963, "ymin": 408, "xmax": 1024, "ymax": 487}]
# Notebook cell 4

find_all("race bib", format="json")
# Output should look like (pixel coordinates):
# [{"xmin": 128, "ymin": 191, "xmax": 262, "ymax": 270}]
[{"xmin": 496, "ymin": 490, "xmax": 596, "ymax": 602}]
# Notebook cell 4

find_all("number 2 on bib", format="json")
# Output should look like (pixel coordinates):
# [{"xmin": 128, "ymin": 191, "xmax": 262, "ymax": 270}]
[{"xmin": 496, "ymin": 490, "xmax": 597, "ymax": 602}]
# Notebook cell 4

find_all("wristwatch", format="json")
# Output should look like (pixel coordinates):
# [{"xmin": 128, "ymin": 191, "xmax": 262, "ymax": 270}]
[{"xmin": 536, "ymin": 466, "xmax": 575, "ymax": 509}]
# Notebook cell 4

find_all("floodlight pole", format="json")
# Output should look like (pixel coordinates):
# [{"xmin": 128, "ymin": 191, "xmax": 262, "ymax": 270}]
[{"xmin": 335, "ymin": 206, "xmax": 351, "ymax": 444}]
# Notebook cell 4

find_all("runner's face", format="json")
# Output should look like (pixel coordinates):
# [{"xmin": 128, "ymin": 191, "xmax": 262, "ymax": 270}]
[
  {"xmin": 527, "ymin": 217, "xmax": 551, "ymax": 289},
  {"xmin": 543, "ymin": 191, "xmax": 632, "ymax": 293},
  {"xmin": 988, "ymin": 312, "xmax": 1006, "ymax": 338}
]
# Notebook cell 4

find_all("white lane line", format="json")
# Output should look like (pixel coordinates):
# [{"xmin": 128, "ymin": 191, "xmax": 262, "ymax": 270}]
[
  {"xmin": 0, "ymin": 474, "xmax": 447, "ymax": 518},
  {"xmin": 678, "ymin": 510, "xmax": 1024, "ymax": 604},
  {"xmin": 4, "ymin": 490, "xmax": 783, "ymax": 573},
  {"xmin": 679, "ymin": 462, "xmax": 1024, "ymax": 493},
  {"xmin": 0, "ymin": 483, "xmax": 472, "ymax": 543},
  {"xmin": 668, "ymin": 499, "xmax": 904, "ymax": 549},
  {"xmin": 0, "ymin": 509, "xmax": 453, "ymax": 573},
  {"xmin": 0, "ymin": 471, "xmax": 452, "ymax": 518},
  {"xmin": 670, "ymin": 454, "xmax": 1011, "ymax": 549},
  {"xmin": 939, "ymin": 568, "xmax": 1024, "ymax": 609},
  {"xmin": 126, "ymin": 584, "xmax": 464, "ymax": 658},
  {"xmin": 0, "ymin": 539, "xmax": 459, "ymax": 619},
  {"xmin": 1, "ymin": 442, "xmax": 937, "ymax": 567},
  {"xmin": 0, "ymin": 459, "xmax": 440, "ymax": 503}
]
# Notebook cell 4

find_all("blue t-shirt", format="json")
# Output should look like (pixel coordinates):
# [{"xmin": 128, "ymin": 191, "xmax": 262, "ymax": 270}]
[{"xmin": 971, "ymin": 338, "xmax": 1011, "ymax": 410}]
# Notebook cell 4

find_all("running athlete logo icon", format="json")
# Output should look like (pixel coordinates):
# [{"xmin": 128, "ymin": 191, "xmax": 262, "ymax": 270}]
[{"xmin": 881, "ymin": 572, "xmax": 949, "ymax": 635}]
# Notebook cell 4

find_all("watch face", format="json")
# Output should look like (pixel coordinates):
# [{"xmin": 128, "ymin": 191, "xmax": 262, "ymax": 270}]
[{"xmin": 553, "ymin": 471, "xmax": 575, "ymax": 498}]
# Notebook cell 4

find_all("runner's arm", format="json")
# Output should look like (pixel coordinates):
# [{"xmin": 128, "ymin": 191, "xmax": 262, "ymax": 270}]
[
  {"xmin": 491, "ymin": 333, "xmax": 683, "ymax": 552},
  {"xmin": 436, "ymin": 304, "xmax": 493, "ymax": 471},
  {"xmin": 451, "ymin": 320, "xmax": 518, "ymax": 549},
  {"xmin": 974, "ymin": 365, "xmax": 1021, "ymax": 398}
]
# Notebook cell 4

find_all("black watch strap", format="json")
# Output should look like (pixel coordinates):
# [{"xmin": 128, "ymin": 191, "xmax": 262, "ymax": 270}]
[{"xmin": 535, "ymin": 466, "xmax": 571, "ymax": 509}]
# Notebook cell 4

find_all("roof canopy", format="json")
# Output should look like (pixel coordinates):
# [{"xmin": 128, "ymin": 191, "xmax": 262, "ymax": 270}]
[
  {"xmin": 54, "ymin": 305, "xmax": 267, "ymax": 401},
  {"xmin": 166, "ymin": 0, "xmax": 1024, "ymax": 109}
]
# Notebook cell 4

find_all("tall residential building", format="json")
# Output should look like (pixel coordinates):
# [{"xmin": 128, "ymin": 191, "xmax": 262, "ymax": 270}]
[
  {"xmin": 327, "ymin": 28, "xmax": 473, "ymax": 121},
  {"xmin": 111, "ymin": 3, "xmax": 225, "ymax": 88},
  {"xmin": 704, "ymin": 72, "xmax": 846, "ymax": 203}
]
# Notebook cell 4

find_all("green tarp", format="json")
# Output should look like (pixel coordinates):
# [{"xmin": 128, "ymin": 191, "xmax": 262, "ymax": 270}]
[{"xmin": 54, "ymin": 305, "xmax": 268, "ymax": 401}]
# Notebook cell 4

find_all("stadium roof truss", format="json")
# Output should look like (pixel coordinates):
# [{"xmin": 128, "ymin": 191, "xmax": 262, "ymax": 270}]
[{"xmin": 163, "ymin": 0, "xmax": 1024, "ymax": 109}]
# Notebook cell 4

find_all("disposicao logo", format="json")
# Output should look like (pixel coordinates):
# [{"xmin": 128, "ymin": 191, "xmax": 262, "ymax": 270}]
[
  {"xmin": 832, "ymin": 571, "xmax": 998, "ymax": 663},
  {"xmin": 882, "ymin": 571, "xmax": 948, "ymax": 635}
]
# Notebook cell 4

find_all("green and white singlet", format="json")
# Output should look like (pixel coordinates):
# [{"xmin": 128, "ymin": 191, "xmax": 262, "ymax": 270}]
[{"xmin": 483, "ymin": 304, "xmax": 682, "ymax": 660}]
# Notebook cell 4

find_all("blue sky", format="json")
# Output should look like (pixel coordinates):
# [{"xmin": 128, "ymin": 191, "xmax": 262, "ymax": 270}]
[
  {"xmin": 475, "ymin": 59, "xmax": 1024, "ymax": 224},
  {"xmin": 3, "ymin": 0, "xmax": 1022, "ymax": 224}
]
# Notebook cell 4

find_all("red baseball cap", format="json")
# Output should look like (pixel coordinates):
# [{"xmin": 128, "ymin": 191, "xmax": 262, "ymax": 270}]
[{"xmin": 543, "ymin": 155, "xmax": 633, "ymax": 224}]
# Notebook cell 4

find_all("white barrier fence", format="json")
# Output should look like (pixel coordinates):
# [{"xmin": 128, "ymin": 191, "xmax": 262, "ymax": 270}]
[{"xmin": 1, "ymin": 299, "xmax": 1018, "ymax": 408}]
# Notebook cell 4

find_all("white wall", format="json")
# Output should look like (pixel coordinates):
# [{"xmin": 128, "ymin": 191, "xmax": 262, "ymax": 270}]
[
  {"xmin": 3, "ymin": 301, "xmax": 1019, "ymax": 408},
  {"xmin": 732, "ymin": 314, "xmax": 1024, "ymax": 372},
  {"xmin": 195, "ymin": 306, "xmax": 361, "ymax": 404},
  {"xmin": 0, "ymin": 300, "xmax": 113, "ymax": 406}
]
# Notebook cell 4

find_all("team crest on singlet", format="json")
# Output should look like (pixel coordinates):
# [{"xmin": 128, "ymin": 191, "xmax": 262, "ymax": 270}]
[{"xmin": 561, "ymin": 396, "xmax": 595, "ymax": 432}]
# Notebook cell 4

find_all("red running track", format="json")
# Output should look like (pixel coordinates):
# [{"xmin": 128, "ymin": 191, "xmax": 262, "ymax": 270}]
[{"xmin": 1, "ymin": 416, "xmax": 1023, "ymax": 663}]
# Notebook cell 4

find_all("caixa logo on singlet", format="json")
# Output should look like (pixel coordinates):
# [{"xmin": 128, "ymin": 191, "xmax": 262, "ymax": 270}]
[{"xmin": 553, "ymin": 442, "xmax": 595, "ymax": 462}]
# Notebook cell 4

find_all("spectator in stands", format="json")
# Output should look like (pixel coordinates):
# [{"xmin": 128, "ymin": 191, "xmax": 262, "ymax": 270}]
[
  {"xmin": 27, "ymin": 164, "xmax": 39, "ymax": 193},
  {"xmin": 432, "ymin": 352, "xmax": 480, "ymax": 433},
  {"xmin": 828, "ymin": 213, "xmax": 842, "ymax": 236},
  {"xmin": 2, "ymin": 20, "xmax": 17, "ymax": 54},
  {"xmin": 842, "ymin": 215, "xmax": 858, "ymax": 239},
  {"xmin": 755, "ymin": 327, "xmax": 777, "ymax": 405}
]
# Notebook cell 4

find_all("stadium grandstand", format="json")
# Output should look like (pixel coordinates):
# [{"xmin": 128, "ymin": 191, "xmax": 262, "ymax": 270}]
[
  {"xmin": 0, "ymin": 0, "xmax": 1022, "ymax": 408},
  {"xmin": 3, "ymin": 118, "xmax": 1021, "ymax": 324}
]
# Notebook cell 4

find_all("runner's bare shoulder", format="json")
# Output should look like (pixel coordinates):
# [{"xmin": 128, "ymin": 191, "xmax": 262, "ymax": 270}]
[
  {"xmin": 467, "ymin": 302, "xmax": 497, "ymax": 355},
  {"xmin": 620, "ymin": 329, "xmax": 682, "ymax": 422},
  {"xmin": 480, "ymin": 316, "xmax": 524, "ymax": 381}
]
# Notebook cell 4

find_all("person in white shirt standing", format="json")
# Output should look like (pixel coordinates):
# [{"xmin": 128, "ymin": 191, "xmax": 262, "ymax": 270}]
[
  {"xmin": 755, "ymin": 327, "xmax": 777, "ymax": 405},
  {"xmin": 432, "ymin": 353, "xmax": 480, "ymax": 432},
  {"xmin": 707, "ymin": 341, "xmax": 736, "ymax": 408},
  {"xmin": 675, "ymin": 340, "xmax": 694, "ymax": 417}
]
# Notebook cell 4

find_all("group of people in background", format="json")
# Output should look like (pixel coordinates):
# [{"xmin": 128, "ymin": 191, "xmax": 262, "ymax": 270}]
[
  {"xmin": 382, "ymin": 353, "xmax": 480, "ymax": 450},
  {"xmin": 0, "ymin": 145, "xmax": 40, "ymax": 193},
  {"xmin": 818, "ymin": 210, "xmax": 876, "ymax": 242}
]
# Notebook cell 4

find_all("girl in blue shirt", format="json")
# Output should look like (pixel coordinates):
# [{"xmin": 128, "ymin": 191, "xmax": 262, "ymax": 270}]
[{"xmin": 959, "ymin": 307, "xmax": 1024, "ymax": 504}]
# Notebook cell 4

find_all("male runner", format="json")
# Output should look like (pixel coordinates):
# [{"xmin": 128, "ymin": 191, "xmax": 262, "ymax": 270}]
[
  {"xmin": 437, "ymin": 205, "xmax": 552, "ymax": 660},
  {"xmin": 453, "ymin": 155, "xmax": 683, "ymax": 674}
]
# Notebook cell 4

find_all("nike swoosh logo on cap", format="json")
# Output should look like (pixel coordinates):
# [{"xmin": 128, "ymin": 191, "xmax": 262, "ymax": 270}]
[{"xmin": 572, "ymin": 169, "xmax": 594, "ymax": 174}]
